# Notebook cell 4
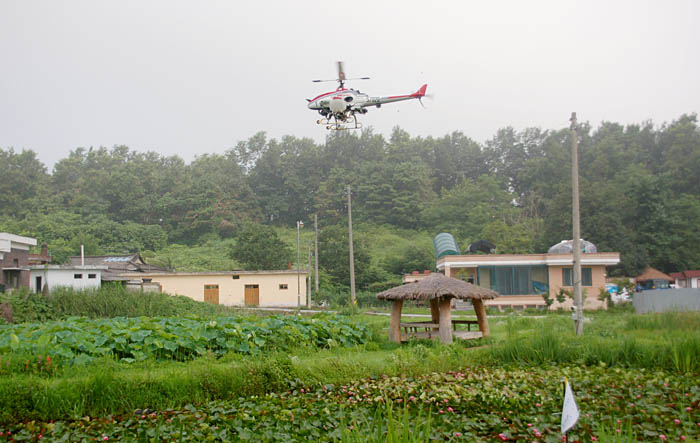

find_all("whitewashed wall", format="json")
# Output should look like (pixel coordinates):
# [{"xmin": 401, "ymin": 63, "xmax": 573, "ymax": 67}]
[{"xmin": 30, "ymin": 268, "xmax": 102, "ymax": 291}]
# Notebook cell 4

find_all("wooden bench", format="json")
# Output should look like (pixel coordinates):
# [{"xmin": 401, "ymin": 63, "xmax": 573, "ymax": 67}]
[
  {"xmin": 400, "ymin": 322, "xmax": 440, "ymax": 333},
  {"xmin": 453, "ymin": 330, "xmax": 483, "ymax": 340},
  {"xmin": 399, "ymin": 321, "xmax": 483, "ymax": 342},
  {"xmin": 451, "ymin": 319, "xmax": 480, "ymax": 331}
]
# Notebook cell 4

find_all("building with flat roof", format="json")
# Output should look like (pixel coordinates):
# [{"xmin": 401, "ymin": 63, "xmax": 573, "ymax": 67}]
[
  {"xmin": 29, "ymin": 265, "xmax": 107, "ymax": 292},
  {"xmin": 0, "ymin": 233, "xmax": 37, "ymax": 292},
  {"xmin": 122, "ymin": 270, "xmax": 310, "ymax": 307},
  {"xmin": 437, "ymin": 252, "xmax": 620, "ymax": 310}
]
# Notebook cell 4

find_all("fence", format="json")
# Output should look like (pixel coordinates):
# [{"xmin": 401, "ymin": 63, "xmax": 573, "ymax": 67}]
[{"xmin": 633, "ymin": 288, "xmax": 700, "ymax": 313}]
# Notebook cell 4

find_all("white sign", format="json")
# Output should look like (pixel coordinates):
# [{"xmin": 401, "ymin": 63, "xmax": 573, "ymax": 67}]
[{"xmin": 561, "ymin": 378, "xmax": 579, "ymax": 434}]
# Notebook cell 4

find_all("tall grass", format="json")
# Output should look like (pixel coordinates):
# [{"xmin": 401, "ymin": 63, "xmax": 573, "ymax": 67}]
[
  {"xmin": 340, "ymin": 399, "xmax": 433, "ymax": 443},
  {"xmin": 595, "ymin": 419, "xmax": 638, "ymax": 442},
  {"xmin": 488, "ymin": 313, "xmax": 700, "ymax": 373},
  {"xmin": 0, "ymin": 343, "xmax": 482, "ymax": 424},
  {"xmin": 624, "ymin": 311, "xmax": 700, "ymax": 331},
  {"xmin": 0, "ymin": 286, "xmax": 237, "ymax": 323}
]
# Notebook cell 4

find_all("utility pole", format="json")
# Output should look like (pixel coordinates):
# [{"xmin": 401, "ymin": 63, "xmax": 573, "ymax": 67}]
[
  {"xmin": 296, "ymin": 220, "xmax": 303, "ymax": 307},
  {"xmin": 347, "ymin": 185, "xmax": 356, "ymax": 305},
  {"xmin": 314, "ymin": 213, "xmax": 319, "ymax": 294},
  {"xmin": 570, "ymin": 112, "xmax": 584, "ymax": 335},
  {"xmin": 307, "ymin": 242, "xmax": 312, "ymax": 307}
]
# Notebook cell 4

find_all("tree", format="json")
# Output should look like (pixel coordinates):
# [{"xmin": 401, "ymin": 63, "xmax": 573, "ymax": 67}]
[
  {"xmin": 383, "ymin": 244, "xmax": 435, "ymax": 275},
  {"xmin": 0, "ymin": 148, "xmax": 49, "ymax": 217},
  {"xmin": 421, "ymin": 175, "xmax": 514, "ymax": 242},
  {"xmin": 230, "ymin": 223, "xmax": 292, "ymax": 270},
  {"xmin": 479, "ymin": 220, "xmax": 536, "ymax": 254},
  {"xmin": 317, "ymin": 224, "xmax": 373, "ymax": 288}
]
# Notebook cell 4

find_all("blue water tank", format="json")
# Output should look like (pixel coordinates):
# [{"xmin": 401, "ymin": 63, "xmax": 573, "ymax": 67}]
[{"xmin": 433, "ymin": 233, "xmax": 460, "ymax": 259}]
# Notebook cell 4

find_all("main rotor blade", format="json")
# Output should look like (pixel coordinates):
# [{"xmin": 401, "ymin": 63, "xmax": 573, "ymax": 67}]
[{"xmin": 337, "ymin": 61, "xmax": 346, "ymax": 81}]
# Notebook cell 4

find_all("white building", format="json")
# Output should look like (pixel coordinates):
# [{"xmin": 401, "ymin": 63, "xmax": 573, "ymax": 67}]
[
  {"xmin": 670, "ymin": 271, "xmax": 700, "ymax": 289},
  {"xmin": 29, "ymin": 265, "xmax": 107, "ymax": 292}
]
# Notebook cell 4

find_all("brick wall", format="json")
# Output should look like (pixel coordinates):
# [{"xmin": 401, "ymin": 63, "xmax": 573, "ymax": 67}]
[{"xmin": 0, "ymin": 247, "xmax": 30, "ymax": 288}]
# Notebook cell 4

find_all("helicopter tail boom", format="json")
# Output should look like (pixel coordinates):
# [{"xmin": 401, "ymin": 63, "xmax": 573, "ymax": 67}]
[
  {"xmin": 362, "ymin": 84, "xmax": 429, "ymax": 107},
  {"xmin": 411, "ymin": 84, "xmax": 428, "ymax": 98}
]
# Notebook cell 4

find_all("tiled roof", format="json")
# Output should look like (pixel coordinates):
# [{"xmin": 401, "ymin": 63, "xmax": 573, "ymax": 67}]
[{"xmin": 68, "ymin": 254, "xmax": 167, "ymax": 280}]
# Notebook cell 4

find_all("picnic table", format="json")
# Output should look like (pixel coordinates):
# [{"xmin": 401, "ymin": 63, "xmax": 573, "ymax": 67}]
[{"xmin": 399, "ymin": 319, "xmax": 483, "ymax": 341}]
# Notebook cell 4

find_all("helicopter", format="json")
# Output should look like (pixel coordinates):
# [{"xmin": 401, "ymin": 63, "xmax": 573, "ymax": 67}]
[{"xmin": 307, "ymin": 61, "xmax": 428, "ymax": 130}]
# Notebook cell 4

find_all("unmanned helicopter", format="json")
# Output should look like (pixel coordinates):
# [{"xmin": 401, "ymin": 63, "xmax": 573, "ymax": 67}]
[{"xmin": 307, "ymin": 61, "xmax": 428, "ymax": 130}]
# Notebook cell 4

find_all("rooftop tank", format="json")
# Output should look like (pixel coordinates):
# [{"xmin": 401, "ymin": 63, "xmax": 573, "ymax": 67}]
[
  {"xmin": 433, "ymin": 233, "xmax": 460, "ymax": 259},
  {"xmin": 547, "ymin": 239, "xmax": 597, "ymax": 254}
]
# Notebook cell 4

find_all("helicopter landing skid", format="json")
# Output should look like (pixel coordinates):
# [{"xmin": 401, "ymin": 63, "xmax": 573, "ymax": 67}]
[{"xmin": 316, "ymin": 115, "xmax": 362, "ymax": 131}]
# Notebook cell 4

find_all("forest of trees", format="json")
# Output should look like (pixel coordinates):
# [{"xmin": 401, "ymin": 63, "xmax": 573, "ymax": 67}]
[{"xmin": 2, "ymin": 114, "xmax": 699, "ymax": 289}]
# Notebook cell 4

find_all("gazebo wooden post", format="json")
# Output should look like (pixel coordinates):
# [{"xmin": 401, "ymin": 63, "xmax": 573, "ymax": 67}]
[
  {"xmin": 430, "ymin": 298, "xmax": 440, "ymax": 332},
  {"xmin": 438, "ymin": 297, "xmax": 453, "ymax": 344},
  {"xmin": 472, "ymin": 298, "xmax": 490, "ymax": 337},
  {"xmin": 389, "ymin": 299, "xmax": 404, "ymax": 343}
]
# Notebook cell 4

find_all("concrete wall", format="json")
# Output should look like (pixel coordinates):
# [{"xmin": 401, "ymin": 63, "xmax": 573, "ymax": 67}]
[
  {"xmin": 29, "ymin": 268, "xmax": 102, "ymax": 291},
  {"xmin": 548, "ymin": 265, "xmax": 607, "ymax": 310},
  {"xmin": 139, "ymin": 273, "xmax": 307, "ymax": 307},
  {"xmin": 633, "ymin": 289, "xmax": 700, "ymax": 313}
]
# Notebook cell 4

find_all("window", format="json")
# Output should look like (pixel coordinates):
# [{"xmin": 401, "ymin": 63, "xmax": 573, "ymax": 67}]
[
  {"xmin": 562, "ymin": 268, "xmax": 592, "ymax": 286},
  {"xmin": 478, "ymin": 265, "xmax": 548, "ymax": 295},
  {"xmin": 74, "ymin": 274, "xmax": 83, "ymax": 279},
  {"xmin": 232, "ymin": 275, "xmax": 240, "ymax": 279},
  {"xmin": 142, "ymin": 278, "xmax": 151, "ymax": 282},
  {"xmin": 13, "ymin": 259, "xmax": 19, "ymax": 267},
  {"xmin": 279, "ymin": 284, "xmax": 288, "ymax": 290},
  {"xmin": 204, "ymin": 284, "xmax": 219, "ymax": 289},
  {"xmin": 88, "ymin": 274, "xmax": 97, "ymax": 279}
]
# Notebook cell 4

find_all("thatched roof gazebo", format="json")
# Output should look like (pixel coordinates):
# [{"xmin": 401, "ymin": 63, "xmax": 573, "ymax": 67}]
[
  {"xmin": 377, "ymin": 273, "xmax": 498, "ymax": 344},
  {"xmin": 635, "ymin": 267, "xmax": 672, "ymax": 282}
]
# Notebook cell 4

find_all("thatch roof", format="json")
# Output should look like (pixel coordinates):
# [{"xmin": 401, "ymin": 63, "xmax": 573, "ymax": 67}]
[
  {"xmin": 377, "ymin": 273, "xmax": 499, "ymax": 301},
  {"xmin": 635, "ymin": 267, "xmax": 672, "ymax": 282}
]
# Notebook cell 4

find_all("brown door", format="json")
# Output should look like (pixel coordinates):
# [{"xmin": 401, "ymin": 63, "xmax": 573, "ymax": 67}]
[
  {"xmin": 244, "ymin": 284, "xmax": 259, "ymax": 306},
  {"xmin": 203, "ymin": 284, "xmax": 219, "ymax": 304}
]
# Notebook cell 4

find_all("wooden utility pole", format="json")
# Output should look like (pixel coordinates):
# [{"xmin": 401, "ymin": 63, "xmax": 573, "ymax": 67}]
[
  {"xmin": 314, "ymin": 214, "xmax": 319, "ymax": 294},
  {"xmin": 307, "ymin": 243, "xmax": 312, "ymax": 307},
  {"xmin": 570, "ymin": 112, "xmax": 584, "ymax": 335},
  {"xmin": 347, "ymin": 185, "xmax": 356, "ymax": 305},
  {"xmin": 296, "ymin": 220, "xmax": 303, "ymax": 306}
]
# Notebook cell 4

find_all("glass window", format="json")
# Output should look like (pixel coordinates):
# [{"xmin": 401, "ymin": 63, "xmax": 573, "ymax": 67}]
[
  {"xmin": 479, "ymin": 265, "xmax": 548, "ymax": 295},
  {"xmin": 88, "ymin": 274, "xmax": 97, "ymax": 279},
  {"xmin": 562, "ymin": 268, "xmax": 592, "ymax": 286},
  {"xmin": 74, "ymin": 274, "xmax": 83, "ymax": 279},
  {"xmin": 279, "ymin": 284, "xmax": 288, "ymax": 290}
]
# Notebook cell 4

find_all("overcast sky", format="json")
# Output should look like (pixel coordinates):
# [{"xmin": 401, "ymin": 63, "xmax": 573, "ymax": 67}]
[{"xmin": 1, "ymin": 0, "xmax": 698, "ymax": 168}]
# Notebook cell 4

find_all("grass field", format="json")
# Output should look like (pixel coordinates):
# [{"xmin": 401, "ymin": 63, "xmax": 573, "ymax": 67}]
[{"xmin": 0, "ymin": 288, "xmax": 698, "ymax": 441}]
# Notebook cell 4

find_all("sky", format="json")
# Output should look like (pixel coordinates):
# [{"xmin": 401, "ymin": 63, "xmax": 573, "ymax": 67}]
[{"xmin": 1, "ymin": 0, "xmax": 698, "ymax": 168}]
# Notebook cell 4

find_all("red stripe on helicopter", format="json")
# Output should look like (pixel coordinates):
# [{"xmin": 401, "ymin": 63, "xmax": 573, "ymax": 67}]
[
  {"xmin": 387, "ymin": 85, "xmax": 428, "ymax": 100},
  {"xmin": 309, "ymin": 88, "xmax": 347, "ymax": 102}
]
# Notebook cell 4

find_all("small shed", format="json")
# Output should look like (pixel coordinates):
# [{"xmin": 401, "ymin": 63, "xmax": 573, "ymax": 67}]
[
  {"xmin": 377, "ymin": 273, "xmax": 498, "ymax": 344},
  {"xmin": 635, "ymin": 267, "xmax": 673, "ymax": 290}
]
